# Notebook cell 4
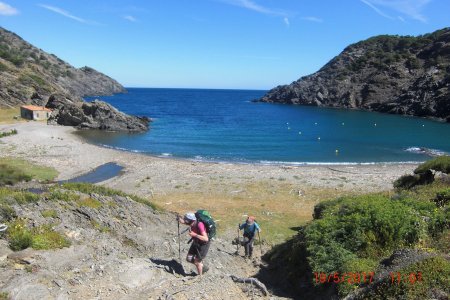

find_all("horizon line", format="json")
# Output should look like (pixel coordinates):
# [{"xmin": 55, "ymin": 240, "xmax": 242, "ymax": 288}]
[{"xmin": 122, "ymin": 86, "xmax": 271, "ymax": 91}]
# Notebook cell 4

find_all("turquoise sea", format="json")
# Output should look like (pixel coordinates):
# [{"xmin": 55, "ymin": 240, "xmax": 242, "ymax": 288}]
[{"xmin": 81, "ymin": 88, "xmax": 450, "ymax": 164}]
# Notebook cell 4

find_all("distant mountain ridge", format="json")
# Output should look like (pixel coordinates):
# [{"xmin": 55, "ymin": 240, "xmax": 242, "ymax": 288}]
[
  {"xmin": 258, "ymin": 28, "xmax": 450, "ymax": 122},
  {"xmin": 0, "ymin": 26, "xmax": 125, "ymax": 108}
]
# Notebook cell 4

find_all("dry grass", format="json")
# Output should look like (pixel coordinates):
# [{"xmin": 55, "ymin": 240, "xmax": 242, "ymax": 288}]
[
  {"xmin": 0, "ymin": 107, "xmax": 22, "ymax": 124},
  {"xmin": 154, "ymin": 181, "xmax": 356, "ymax": 244}
]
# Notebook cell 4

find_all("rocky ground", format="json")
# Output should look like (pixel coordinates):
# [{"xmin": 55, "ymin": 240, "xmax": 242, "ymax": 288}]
[{"xmin": 0, "ymin": 186, "xmax": 275, "ymax": 300}]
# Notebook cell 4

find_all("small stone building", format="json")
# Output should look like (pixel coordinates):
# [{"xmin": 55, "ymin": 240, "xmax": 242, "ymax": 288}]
[{"xmin": 20, "ymin": 105, "xmax": 52, "ymax": 121}]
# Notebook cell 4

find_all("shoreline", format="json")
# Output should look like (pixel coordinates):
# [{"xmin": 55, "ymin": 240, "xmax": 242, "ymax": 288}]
[
  {"xmin": 0, "ymin": 122, "xmax": 418, "ymax": 196},
  {"xmin": 75, "ymin": 132, "xmax": 424, "ymax": 168}
]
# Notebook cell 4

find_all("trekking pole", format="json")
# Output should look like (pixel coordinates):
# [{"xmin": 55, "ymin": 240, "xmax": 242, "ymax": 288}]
[
  {"xmin": 257, "ymin": 230, "xmax": 263, "ymax": 256},
  {"xmin": 236, "ymin": 223, "xmax": 240, "ymax": 255},
  {"xmin": 177, "ymin": 216, "xmax": 182, "ymax": 264}
]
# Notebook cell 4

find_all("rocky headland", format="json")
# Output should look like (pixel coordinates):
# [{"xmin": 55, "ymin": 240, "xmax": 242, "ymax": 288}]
[
  {"xmin": 46, "ymin": 95, "xmax": 150, "ymax": 132},
  {"xmin": 0, "ymin": 27, "xmax": 148, "ymax": 132},
  {"xmin": 258, "ymin": 28, "xmax": 450, "ymax": 122}
]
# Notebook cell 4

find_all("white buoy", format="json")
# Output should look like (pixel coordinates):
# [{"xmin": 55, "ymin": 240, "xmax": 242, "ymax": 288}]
[
  {"xmin": 318, "ymin": 137, "xmax": 321, "ymax": 140},
  {"xmin": 374, "ymin": 123, "xmax": 377, "ymax": 126},
  {"xmin": 422, "ymin": 124, "xmax": 425, "ymax": 127},
  {"xmin": 288, "ymin": 127, "xmax": 291, "ymax": 130},
  {"xmin": 299, "ymin": 131, "xmax": 302, "ymax": 135},
  {"xmin": 335, "ymin": 149, "xmax": 339, "ymax": 154},
  {"xmin": 342, "ymin": 123, "xmax": 345, "ymax": 126},
  {"xmin": 315, "ymin": 122, "xmax": 318, "ymax": 125}
]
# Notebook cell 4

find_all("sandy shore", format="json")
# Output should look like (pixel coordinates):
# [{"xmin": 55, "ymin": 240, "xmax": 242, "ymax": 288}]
[{"xmin": 0, "ymin": 122, "xmax": 416, "ymax": 197}]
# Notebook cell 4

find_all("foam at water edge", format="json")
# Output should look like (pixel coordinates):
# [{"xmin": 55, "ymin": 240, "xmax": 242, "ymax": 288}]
[
  {"xmin": 97, "ymin": 144, "xmax": 422, "ymax": 166},
  {"xmin": 405, "ymin": 147, "xmax": 447, "ymax": 157}
]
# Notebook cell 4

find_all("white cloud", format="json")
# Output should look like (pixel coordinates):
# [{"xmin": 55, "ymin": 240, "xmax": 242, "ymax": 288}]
[
  {"xmin": 124, "ymin": 15, "xmax": 137, "ymax": 22},
  {"xmin": 361, "ymin": 0, "xmax": 431, "ymax": 22},
  {"xmin": 0, "ymin": 2, "xmax": 18, "ymax": 16},
  {"xmin": 398, "ymin": 16, "xmax": 406, "ymax": 22},
  {"xmin": 300, "ymin": 16, "xmax": 323, "ymax": 23},
  {"xmin": 360, "ymin": 0, "xmax": 394, "ymax": 19},
  {"xmin": 38, "ymin": 4, "xmax": 90, "ymax": 24},
  {"xmin": 220, "ymin": 0, "xmax": 287, "ymax": 17},
  {"xmin": 283, "ymin": 17, "xmax": 290, "ymax": 27}
]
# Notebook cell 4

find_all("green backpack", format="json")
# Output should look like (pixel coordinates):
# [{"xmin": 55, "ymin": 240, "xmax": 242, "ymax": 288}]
[{"xmin": 195, "ymin": 209, "xmax": 216, "ymax": 240}]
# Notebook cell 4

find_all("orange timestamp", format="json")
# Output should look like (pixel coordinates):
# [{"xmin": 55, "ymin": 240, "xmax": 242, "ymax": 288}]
[
  {"xmin": 314, "ymin": 272, "xmax": 375, "ymax": 284},
  {"xmin": 314, "ymin": 271, "xmax": 424, "ymax": 285},
  {"xmin": 390, "ymin": 272, "xmax": 423, "ymax": 285}
]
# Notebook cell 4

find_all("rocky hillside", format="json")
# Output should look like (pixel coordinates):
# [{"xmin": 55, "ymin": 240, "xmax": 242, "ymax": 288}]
[
  {"xmin": 0, "ymin": 27, "xmax": 125, "ymax": 108},
  {"xmin": 258, "ymin": 28, "xmax": 450, "ymax": 122},
  {"xmin": 0, "ymin": 183, "xmax": 273, "ymax": 299}
]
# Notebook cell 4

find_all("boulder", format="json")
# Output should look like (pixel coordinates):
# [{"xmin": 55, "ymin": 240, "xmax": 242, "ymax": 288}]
[{"xmin": 46, "ymin": 95, "xmax": 150, "ymax": 133}]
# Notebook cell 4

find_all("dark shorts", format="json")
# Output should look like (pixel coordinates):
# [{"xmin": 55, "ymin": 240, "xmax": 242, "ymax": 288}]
[{"xmin": 188, "ymin": 241, "xmax": 210, "ymax": 262}]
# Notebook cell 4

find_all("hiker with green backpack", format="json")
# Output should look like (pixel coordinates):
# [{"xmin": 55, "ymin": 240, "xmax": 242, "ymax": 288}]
[
  {"xmin": 238, "ymin": 216, "xmax": 261, "ymax": 259},
  {"xmin": 177, "ymin": 210, "xmax": 216, "ymax": 276}
]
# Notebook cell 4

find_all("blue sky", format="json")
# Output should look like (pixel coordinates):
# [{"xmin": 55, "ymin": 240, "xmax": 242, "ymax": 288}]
[{"xmin": 0, "ymin": 0, "xmax": 449, "ymax": 89}]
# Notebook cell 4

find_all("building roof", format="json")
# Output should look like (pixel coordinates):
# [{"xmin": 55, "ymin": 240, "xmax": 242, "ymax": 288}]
[{"xmin": 21, "ymin": 105, "xmax": 52, "ymax": 112}]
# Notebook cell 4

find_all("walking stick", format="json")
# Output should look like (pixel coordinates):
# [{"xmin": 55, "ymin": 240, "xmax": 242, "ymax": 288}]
[
  {"xmin": 257, "ymin": 230, "xmax": 263, "ymax": 256},
  {"xmin": 177, "ymin": 217, "xmax": 182, "ymax": 264},
  {"xmin": 235, "ymin": 223, "xmax": 240, "ymax": 255}
]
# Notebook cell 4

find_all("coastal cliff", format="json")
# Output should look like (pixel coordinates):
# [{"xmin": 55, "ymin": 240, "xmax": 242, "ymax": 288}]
[
  {"xmin": 0, "ymin": 27, "xmax": 125, "ymax": 108},
  {"xmin": 258, "ymin": 28, "xmax": 450, "ymax": 122},
  {"xmin": 0, "ymin": 27, "xmax": 149, "ymax": 132}
]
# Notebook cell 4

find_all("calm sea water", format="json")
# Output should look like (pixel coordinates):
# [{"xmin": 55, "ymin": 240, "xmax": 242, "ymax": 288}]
[{"xmin": 81, "ymin": 88, "xmax": 450, "ymax": 164}]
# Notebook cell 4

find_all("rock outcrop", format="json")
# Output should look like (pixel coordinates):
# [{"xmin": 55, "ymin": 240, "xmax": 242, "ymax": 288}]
[
  {"xmin": 46, "ymin": 95, "xmax": 150, "ymax": 132},
  {"xmin": 0, "ymin": 26, "xmax": 125, "ymax": 108},
  {"xmin": 0, "ymin": 184, "xmax": 267, "ymax": 299},
  {"xmin": 0, "ymin": 27, "xmax": 150, "ymax": 132},
  {"xmin": 258, "ymin": 28, "xmax": 450, "ymax": 122}
]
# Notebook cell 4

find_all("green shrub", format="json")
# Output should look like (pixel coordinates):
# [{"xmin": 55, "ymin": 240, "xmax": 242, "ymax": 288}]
[
  {"xmin": 7, "ymin": 219, "xmax": 32, "ymax": 251},
  {"xmin": 394, "ymin": 170, "xmax": 434, "ymax": 189},
  {"xmin": 414, "ymin": 156, "xmax": 450, "ymax": 174},
  {"xmin": 0, "ymin": 129, "xmax": 17, "ymax": 138},
  {"xmin": 47, "ymin": 189, "xmax": 80, "ymax": 202},
  {"xmin": 31, "ymin": 224, "xmax": 71, "ymax": 250},
  {"xmin": 77, "ymin": 197, "xmax": 102, "ymax": 209},
  {"xmin": 393, "ymin": 174, "xmax": 420, "ymax": 189},
  {"xmin": 0, "ymin": 158, "xmax": 58, "ymax": 183},
  {"xmin": 362, "ymin": 257, "xmax": 450, "ymax": 299},
  {"xmin": 339, "ymin": 258, "xmax": 379, "ymax": 296},
  {"xmin": 7, "ymin": 219, "xmax": 70, "ymax": 251},
  {"xmin": 435, "ymin": 188, "xmax": 450, "ymax": 207},
  {"xmin": 305, "ymin": 195, "xmax": 425, "ymax": 274},
  {"xmin": 0, "ymin": 163, "xmax": 32, "ymax": 186},
  {"xmin": 0, "ymin": 203, "xmax": 16, "ymax": 221},
  {"xmin": 41, "ymin": 209, "xmax": 57, "ymax": 218},
  {"xmin": 0, "ymin": 188, "xmax": 39, "ymax": 204}
]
